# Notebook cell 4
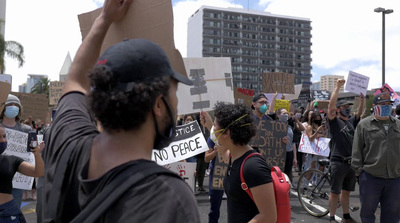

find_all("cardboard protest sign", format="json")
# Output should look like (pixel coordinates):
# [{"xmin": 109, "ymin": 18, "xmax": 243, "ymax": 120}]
[
  {"xmin": 12, "ymin": 92, "xmax": 48, "ymax": 122},
  {"xmin": 164, "ymin": 162, "xmax": 196, "ymax": 192},
  {"xmin": 234, "ymin": 87, "xmax": 254, "ymax": 108},
  {"xmin": 152, "ymin": 121, "xmax": 208, "ymax": 165},
  {"xmin": 345, "ymin": 71, "xmax": 369, "ymax": 96},
  {"xmin": 274, "ymin": 99, "xmax": 290, "ymax": 112},
  {"xmin": 311, "ymin": 90, "xmax": 331, "ymax": 101},
  {"xmin": 177, "ymin": 57, "xmax": 234, "ymax": 115},
  {"xmin": 262, "ymin": 72, "xmax": 295, "ymax": 94},
  {"xmin": 315, "ymin": 100, "xmax": 329, "ymax": 110},
  {"xmin": 211, "ymin": 151, "xmax": 230, "ymax": 190},
  {"xmin": 78, "ymin": 0, "xmax": 187, "ymax": 77},
  {"xmin": 291, "ymin": 88, "xmax": 310, "ymax": 108},
  {"xmin": 298, "ymin": 134, "xmax": 330, "ymax": 157},
  {"xmin": 250, "ymin": 120, "xmax": 287, "ymax": 170},
  {"xmin": 0, "ymin": 81, "xmax": 11, "ymax": 112},
  {"xmin": 49, "ymin": 81, "xmax": 64, "ymax": 105},
  {"xmin": 3, "ymin": 128, "xmax": 35, "ymax": 190}
]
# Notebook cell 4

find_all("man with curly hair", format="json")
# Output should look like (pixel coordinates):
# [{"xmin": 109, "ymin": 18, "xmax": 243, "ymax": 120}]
[{"xmin": 43, "ymin": 0, "xmax": 200, "ymax": 222}]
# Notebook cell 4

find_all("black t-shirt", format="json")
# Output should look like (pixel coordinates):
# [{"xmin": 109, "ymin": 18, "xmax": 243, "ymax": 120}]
[
  {"xmin": 329, "ymin": 115, "xmax": 360, "ymax": 158},
  {"xmin": 224, "ymin": 150, "xmax": 273, "ymax": 223},
  {"xmin": 0, "ymin": 155, "xmax": 24, "ymax": 194},
  {"xmin": 44, "ymin": 92, "xmax": 200, "ymax": 222}
]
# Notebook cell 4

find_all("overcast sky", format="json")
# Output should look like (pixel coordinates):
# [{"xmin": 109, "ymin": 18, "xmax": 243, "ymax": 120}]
[{"xmin": 3, "ymin": 0, "xmax": 400, "ymax": 92}]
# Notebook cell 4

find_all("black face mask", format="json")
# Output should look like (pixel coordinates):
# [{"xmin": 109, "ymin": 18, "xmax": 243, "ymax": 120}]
[
  {"xmin": 313, "ymin": 120, "xmax": 322, "ymax": 126},
  {"xmin": 153, "ymin": 97, "xmax": 176, "ymax": 150},
  {"xmin": 340, "ymin": 108, "xmax": 351, "ymax": 118}
]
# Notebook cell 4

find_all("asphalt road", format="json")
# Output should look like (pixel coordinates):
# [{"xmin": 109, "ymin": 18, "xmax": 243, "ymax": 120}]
[{"xmin": 21, "ymin": 170, "xmax": 380, "ymax": 223}]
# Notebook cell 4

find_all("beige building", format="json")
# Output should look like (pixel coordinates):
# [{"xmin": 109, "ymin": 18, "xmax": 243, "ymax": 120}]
[{"xmin": 320, "ymin": 75, "xmax": 344, "ymax": 92}]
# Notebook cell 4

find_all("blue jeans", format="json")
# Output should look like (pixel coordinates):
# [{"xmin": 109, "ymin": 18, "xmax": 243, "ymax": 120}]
[
  {"xmin": 359, "ymin": 171, "xmax": 400, "ymax": 223},
  {"xmin": 11, "ymin": 189, "xmax": 23, "ymax": 209},
  {"xmin": 0, "ymin": 199, "xmax": 26, "ymax": 223},
  {"xmin": 208, "ymin": 171, "xmax": 224, "ymax": 223}
]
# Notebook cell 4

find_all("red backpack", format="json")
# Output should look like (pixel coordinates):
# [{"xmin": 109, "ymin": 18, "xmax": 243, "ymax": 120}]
[{"xmin": 240, "ymin": 153, "xmax": 291, "ymax": 223}]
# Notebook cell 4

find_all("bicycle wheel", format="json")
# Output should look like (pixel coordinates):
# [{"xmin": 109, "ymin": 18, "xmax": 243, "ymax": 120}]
[{"xmin": 297, "ymin": 169, "xmax": 331, "ymax": 217}]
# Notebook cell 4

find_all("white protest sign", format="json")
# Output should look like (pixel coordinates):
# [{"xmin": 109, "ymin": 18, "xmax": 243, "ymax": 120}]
[
  {"xmin": 177, "ymin": 57, "xmax": 234, "ymax": 115},
  {"xmin": 284, "ymin": 84, "xmax": 303, "ymax": 101},
  {"xmin": 3, "ymin": 128, "xmax": 35, "ymax": 190},
  {"xmin": 345, "ymin": 71, "xmax": 369, "ymax": 96},
  {"xmin": 152, "ymin": 121, "xmax": 208, "ymax": 165},
  {"xmin": 298, "ymin": 133, "xmax": 330, "ymax": 157},
  {"xmin": 164, "ymin": 162, "xmax": 196, "ymax": 192}
]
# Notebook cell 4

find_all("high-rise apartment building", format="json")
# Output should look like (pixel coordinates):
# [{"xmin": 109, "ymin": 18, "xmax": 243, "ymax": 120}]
[
  {"xmin": 187, "ymin": 6, "xmax": 312, "ymax": 91},
  {"xmin": 320, "ymin": 75, "xmax": 344, "ymax": 92}
]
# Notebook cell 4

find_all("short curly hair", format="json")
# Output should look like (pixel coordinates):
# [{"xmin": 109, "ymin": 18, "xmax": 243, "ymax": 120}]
[
  {"xmin": 214, "ymin": 102, "xmax": 256, "ymax": 145},
  {"xmin": 88, "ymin": 66, "xmax": 170, "ymax": 132}
]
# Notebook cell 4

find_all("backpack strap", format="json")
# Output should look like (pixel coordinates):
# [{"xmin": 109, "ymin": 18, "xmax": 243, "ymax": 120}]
[
  {"xmin": 239, "ymin": 152, "xmax": 263, "ymax": 202},
  {"xmin": 271, "ymin": 166, "xmax": 285, "ymax": 183},
  {"xmin": 71, "ymin": 161, "xmax": 180, "ymax": 223}
]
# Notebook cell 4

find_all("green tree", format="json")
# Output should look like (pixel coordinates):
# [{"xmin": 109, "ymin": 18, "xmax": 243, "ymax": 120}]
[
  {"xmin": 0, "ymin": 20, "xmax": 25, "ymax": 73},
  {"xmin": 31, "ymin": 78, "xmax": 50, "ymax": 98}
]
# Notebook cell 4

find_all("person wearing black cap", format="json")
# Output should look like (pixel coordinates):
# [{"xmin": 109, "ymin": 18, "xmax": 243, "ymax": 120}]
[
  {"xmin": 251, "ymin": 93, "xmax": 276, "ymax": 120},
  {"xmin": 352, "ymin": 92, "xmax": 400, "ymax": 223},
  {"xmin": 327, "ymin": 79, "xmax": 363, "ymax": 223},
  {"xmin": 43, "ymin": 1, "xmax": 200, "ymax": 222}
]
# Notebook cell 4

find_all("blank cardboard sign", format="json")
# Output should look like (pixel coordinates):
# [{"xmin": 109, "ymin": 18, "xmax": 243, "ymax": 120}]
[{"xmin": 78, "ymin": 0, "xmax": 187, "ymax": 77}]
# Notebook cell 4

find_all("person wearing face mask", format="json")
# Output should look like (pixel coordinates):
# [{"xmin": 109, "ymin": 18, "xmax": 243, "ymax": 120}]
[
  {"xmin": 214, "ymin": 102, "xmax": 277, "ymax": 223},
  {"xmin": 0, "ymin": 125, "xmax": 44, "ymax": 223},
  {"xmin": 327, "ymin": 79, "xmax": 363, "ymax": 223},
  {"xmin": 352, "ymin": 93, "xmax": 400, "ymax": 223},
  {"xmin": 251, "ymin": 93, "xmax": 276, "ymax": 121},
  {"xmin": 0, "ymin": 94, "xmax": 33, "ymax": 209},
  {"xmin": 276, "ymin": 108, "xmax": 297, "ymax": 183},
  {"xmin": 42, "ymin": 1, "xmax": 200, "ymax": 222}
]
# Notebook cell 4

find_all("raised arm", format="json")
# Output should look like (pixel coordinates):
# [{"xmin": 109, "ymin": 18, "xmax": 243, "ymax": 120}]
[
  {"xmin": 355, "ymin": 93, "xmax": 365, "ymax": 120},
  {"xmin": 328, "ymin": 79, "xmax": 345, "ymax": 120},
  {"xmin": 62, "ymin": 0, "xmax": 133, "ymax": 95},
  {"xmin": 268, "ymin": 92, "xmax": 278, "ymax": 114},
  {"xmin": 18, "ymin": 142, "xmax": 45, "ymax": 177}
]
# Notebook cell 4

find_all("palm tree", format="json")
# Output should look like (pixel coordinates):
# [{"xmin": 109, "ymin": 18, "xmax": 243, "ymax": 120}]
[
  {"xmin": 31, "ymin": 78, "xmax": 50, "ymax": 98},
  {"xmin": 0, "ymin": 19, "xmax": 25, "ymax": 73}
]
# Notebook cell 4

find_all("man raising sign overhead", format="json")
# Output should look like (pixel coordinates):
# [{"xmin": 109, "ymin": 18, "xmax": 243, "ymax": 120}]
[{"xmin": 43, "ymin": 1, "xmax": 200, "ymax": 222}]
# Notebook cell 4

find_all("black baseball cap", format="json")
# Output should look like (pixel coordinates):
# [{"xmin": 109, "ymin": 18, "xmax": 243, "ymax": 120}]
[
  {"xmin": 373, "ymin": 93, "xmax": 393, "ymax": 105},
  {"xmin": 336, "ymin": 100, "xmax": 353, "ymax": 108},
  {"xmin": 251, "ymin": 93, "xmax": 267, "ymax": 109},
  {"xmin": 95, "ymin": 39, "xmax": 193, "ymax": 92}
]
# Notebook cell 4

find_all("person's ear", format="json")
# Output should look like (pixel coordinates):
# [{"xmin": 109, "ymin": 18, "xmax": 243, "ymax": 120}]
[{"xmin": 153, "ymin": 95, "xmax": 164, "ymax": 118}]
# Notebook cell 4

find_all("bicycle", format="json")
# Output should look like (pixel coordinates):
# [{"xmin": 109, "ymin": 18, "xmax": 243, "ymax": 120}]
[{"xmin": 296, "ymin": 158, "xmax": 359, "ymax": 217}]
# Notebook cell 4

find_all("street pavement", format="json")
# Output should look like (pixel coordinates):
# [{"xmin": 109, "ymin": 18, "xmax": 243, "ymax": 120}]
[{"xmin": 21, "ymin": 170, "xmax": 380, "ymax": 223}]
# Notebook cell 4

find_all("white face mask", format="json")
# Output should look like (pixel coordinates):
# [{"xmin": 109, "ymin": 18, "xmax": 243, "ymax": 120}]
[{"xmin": 210, "ymin": 125, "xmax": 220, "ymax": 146}]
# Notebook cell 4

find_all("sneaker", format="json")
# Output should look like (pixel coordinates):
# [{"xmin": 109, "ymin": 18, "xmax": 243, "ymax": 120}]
[{"xmin": 341, "ymin": 218, "xmax": 360, "ymax": 223}]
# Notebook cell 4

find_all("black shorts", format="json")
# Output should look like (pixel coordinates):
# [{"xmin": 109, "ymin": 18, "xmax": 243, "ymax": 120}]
[{"xmin": 330, "ymin": 161, "xmax": 356, "ymax": 194}]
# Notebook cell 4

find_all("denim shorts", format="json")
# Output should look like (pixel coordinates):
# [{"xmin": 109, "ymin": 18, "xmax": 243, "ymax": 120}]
[
  {"xmin": 0, "ymin": 199, "xmax": 26, "ymax": 223},
  {"xmin": 330, "ymin": 161, "xmax": 356, "ymax": 194}
]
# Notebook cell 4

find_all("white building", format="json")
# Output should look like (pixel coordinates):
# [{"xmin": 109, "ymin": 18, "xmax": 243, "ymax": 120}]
[{"xmin": 320, "ymin": 75, "xmax": 344, "ymax": 92}]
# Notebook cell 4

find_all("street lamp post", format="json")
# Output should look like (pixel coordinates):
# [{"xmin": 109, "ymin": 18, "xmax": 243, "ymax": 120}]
[{"xmin": 374, "ymin": 7, "xmax": 393, "ymax": 86}]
